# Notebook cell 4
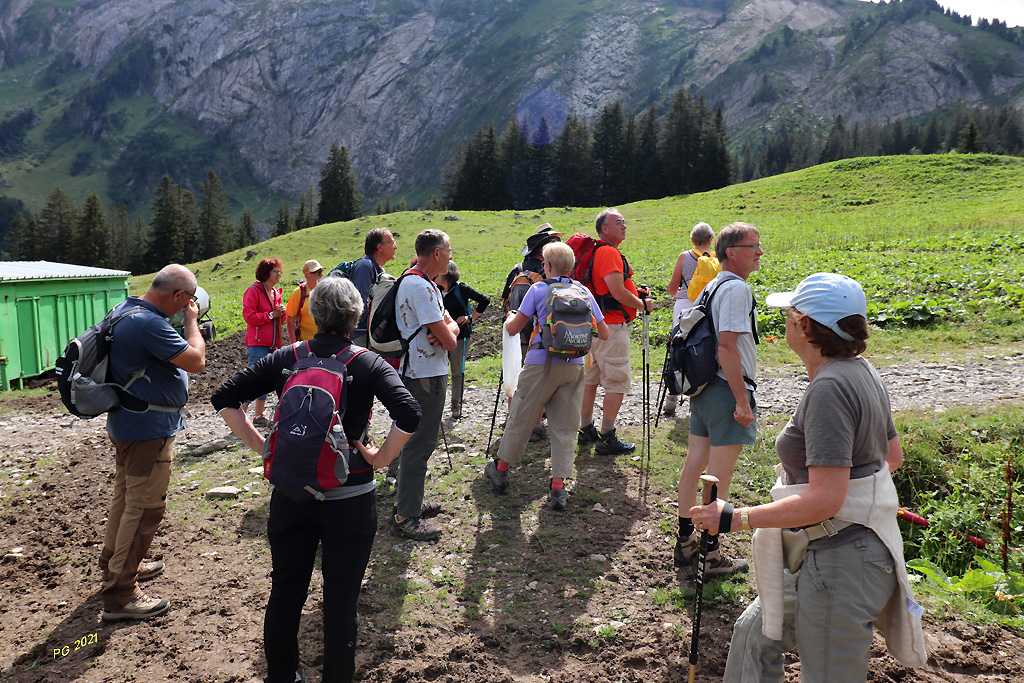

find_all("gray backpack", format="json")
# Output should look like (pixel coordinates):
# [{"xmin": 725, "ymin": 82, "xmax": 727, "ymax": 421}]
[{"xmin": 534, "ymin": 279, "xmax": 594, "ymax": 359}]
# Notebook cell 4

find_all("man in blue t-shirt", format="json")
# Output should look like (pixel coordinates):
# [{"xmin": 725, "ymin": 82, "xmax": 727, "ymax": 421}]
[
  {"xmin": 99, "ymin": 264, "xmax": 207, "ymax": 622},
  {"xmin": 350, "ymin": 227, "xmax": 398, "ymax": 347}
]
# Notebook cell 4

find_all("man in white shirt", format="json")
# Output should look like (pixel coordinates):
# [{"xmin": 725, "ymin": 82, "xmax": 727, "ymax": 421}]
[
  {"xmin": 675, "ymin": 222, "xmax": 762, "ymax": 576},
  {"xmin": 392, "ymin": 229, "xmax": 460, "ymax": 541}
]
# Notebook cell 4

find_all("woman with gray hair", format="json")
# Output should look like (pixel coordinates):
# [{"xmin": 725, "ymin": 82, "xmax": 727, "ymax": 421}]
[{"xmin": 212, "ymin": 275, "xmax": 421, "ymax": 683}]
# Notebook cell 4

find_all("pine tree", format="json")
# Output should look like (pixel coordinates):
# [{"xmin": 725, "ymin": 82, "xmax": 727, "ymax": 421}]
[
  {"xmin": 178, "ymin": 185, "xmax": 200, "ymax": 263},
  {"xmin": 273, "ymin": 202, "xmax": 292, "ymax": 237},
  {"xmin": 620, "ymin": 111, "xmax": 639, "ymax": 202},
  {"xmin": 702, "ymin": 106, "xmax": 731, "ymax": 191},
  {"xmin": 399, "ymin": 197, "xmax": 408, "ymax": 212},
  {"xmin": 662, "ymin": 89, "xmax": 697, "ymax": 196},
  {"xmin": 945, "ymin": 104, "xmax": 970, "ymax": 151},
  {"xmin": 592, "ymin": 100, "xmax": 626, "ymax": 204},
  {"xmin": 317, "ymin": 144, "xmax": 362, "ymax": 223},
  {"xmin": 236, "ymin": 209, "xmax": 257, "ymax": 247},
  {"xmin": 37, "ymin": 186, "xmax": 79, "ymax": 263},
  {"xmin": 3, "ymin": 213, "xmax": 35, "ymax": 260},
  {"xmin": 500, "ymin": 116, "xmax": 534, "ymax": 209},
  {"xmin": 147, "ymin": 175, "xmax": 185, "ymax": 270},
  {"xmin": 74, "ymin": 192, "xmax": 109, "ymax": 267},
  {"xmin": 820, "ymin": 115, "xmax": 849, "ymax": 163},
  {"xmin": 294, "ymin": 185, "xmax": 317, "ymax": 231},
  {"xmin": 108, "ymin": 204, "xmax": 148, "ymax": 273},
  {"xmin": 921, "ymin": 113, "xmax": 944, "ymax": 154},
  {"xmin": 636, "ymin": 107, "xmax": 663, "ymax": 200},
  {"xmin": 198, "ymin": 168, "xmax": 233, "ymax": 258},
  {"xmin": 957, "ymin": 121, "xmax": 984, "ymax": 153},
  {"xmin": 552, "ymin": 114, "xmax": 594, "ymax": 207}
]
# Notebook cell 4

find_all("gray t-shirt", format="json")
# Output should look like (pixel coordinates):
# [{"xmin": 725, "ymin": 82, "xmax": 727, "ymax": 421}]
[
  {"xmin": 396, "ymin": 271, "xmax": 448, "ymax": 379},
  {"xmin": 776, "ymin": 357, "xmax": 897, "ymax": 485},
  {"xmin": 709, "ymin": 273, "xmax": 757, "ymax": 389}
]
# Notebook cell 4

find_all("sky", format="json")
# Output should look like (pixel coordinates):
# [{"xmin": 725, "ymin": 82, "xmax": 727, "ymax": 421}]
[{"xmin": 858, "ymin": 0, "xmax": 1024, "ymax": 27}]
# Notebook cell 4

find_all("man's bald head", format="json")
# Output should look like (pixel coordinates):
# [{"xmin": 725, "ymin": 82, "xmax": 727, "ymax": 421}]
[{"xmin": 151, "ymin": 264, "xmax": 197, "ymax": 295}]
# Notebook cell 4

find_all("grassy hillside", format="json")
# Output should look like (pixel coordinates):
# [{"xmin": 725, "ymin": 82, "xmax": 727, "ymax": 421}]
[
  {"xmin": 142, "ymin": 154, "xmax": 1024, "ymax": 355},
  {"xmin": 0, "ymin": 54, "xmax": 289, "ymax": 222}
]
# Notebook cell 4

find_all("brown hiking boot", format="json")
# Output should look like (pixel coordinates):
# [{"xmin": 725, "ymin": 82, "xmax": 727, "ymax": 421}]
[{"xmin": 101, "ymin": 593, "xmax": 170, "ymax": 622}]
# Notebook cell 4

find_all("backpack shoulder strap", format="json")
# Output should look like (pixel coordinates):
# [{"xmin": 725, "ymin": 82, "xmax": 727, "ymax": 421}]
[{"xmin": 338, "ymin": 344, "xmax": 368, "ymax": 366}]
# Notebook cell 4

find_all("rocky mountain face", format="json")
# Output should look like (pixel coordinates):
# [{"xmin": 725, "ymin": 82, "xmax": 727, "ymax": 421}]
[{"xmin": 1, "ymin": 0, "xmax": 1022, "ymax": 206}]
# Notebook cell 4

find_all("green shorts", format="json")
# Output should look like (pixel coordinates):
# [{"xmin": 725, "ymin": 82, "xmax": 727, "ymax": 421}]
[{"xmin": 689, "ymin": 375, "xmax": 757, "ymax": 446}]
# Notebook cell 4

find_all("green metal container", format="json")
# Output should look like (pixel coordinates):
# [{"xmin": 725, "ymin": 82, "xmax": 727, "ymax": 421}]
[{"xmin": 0, "ymin": 261, "xmax": 130, "ymax": 390}]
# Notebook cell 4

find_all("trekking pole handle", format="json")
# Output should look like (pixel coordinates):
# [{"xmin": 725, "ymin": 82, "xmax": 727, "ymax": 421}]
[{"xmin": 700, "ymin": 474, "xmax": 719, "ymax": 506}]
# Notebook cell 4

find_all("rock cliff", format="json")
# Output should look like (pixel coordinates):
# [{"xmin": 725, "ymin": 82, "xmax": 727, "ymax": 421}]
[{"xmin": 1, "ymin": 0, "xmax": 1022, "ymax": 204}]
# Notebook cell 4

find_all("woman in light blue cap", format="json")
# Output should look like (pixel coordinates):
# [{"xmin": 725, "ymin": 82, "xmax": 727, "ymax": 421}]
[{"xmin": 690, "ymin": 273, "xmax": 927, "ymax": 682}]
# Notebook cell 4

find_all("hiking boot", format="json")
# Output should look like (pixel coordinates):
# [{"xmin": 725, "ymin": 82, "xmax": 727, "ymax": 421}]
[
  {"xmin": 394, "ymin": 502, "xmax": 442, "ymax": 519},
  {"xmin": 252, "ymin": 415, "xmax": 269, "ymax": 428},
  {"xmin": 137, "ymin": 560, "xmax": 164, "ymax": 582},
  {"xmin": 577, "ymin": 423, "xmax": 600, "ymax": 445},
  {"xmin": 595, "ymin": 428, "xmax": 636, "ymax": 456},
  {"xmin": 101, "ymin": 594, "xmax": 170, "ymax": 622},
  {"xmin": 701, "ymin": 548, "xmax": 750, "ymax": 577},
  {"xmin": 391, "ymin": 516, "xmax": 442, "ymax": 541},
  {"xmin": 258, "ymin": 670, "xmax": 307, "ymax": 683},
  {"xmin": 451, "ymin": 402, "xmax": 462, "ymax": 420},
  {"xmin": 663, "ymin": 394, "xmax": 678, "ymax": 417},
  {"xmin": 484, "ymin": 459, "xmax": 508, "ymax": 493},
  {"xmin": 419, "ymin": 501, "xmax": 442, "ymax": 518},
  {"xmin": 674, "ymin": 530, "xmax": 700, "ymax": 568},
  {"xmin": 548, "ymin": 486, "xmax": 568, "ymax": 512},
  {"xmin": 529, "ymin": 422, "xmax": 548, "ymax": 442}
]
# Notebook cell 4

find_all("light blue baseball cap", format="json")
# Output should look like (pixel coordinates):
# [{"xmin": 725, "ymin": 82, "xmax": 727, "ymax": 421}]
[{"xmin": 765, "ymin": 273, "xmax": 867, "ymax": 341}]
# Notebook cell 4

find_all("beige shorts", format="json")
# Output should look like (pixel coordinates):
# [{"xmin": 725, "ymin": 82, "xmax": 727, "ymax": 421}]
[{"xmin": 585, "ymin": 322, "xmax": 631, "ymax": 394}]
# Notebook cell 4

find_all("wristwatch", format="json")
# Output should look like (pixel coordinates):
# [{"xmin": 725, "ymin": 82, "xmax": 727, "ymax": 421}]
[{"xmin": 741, "ymin": 509, "xmax": 752, "ymax": 531}]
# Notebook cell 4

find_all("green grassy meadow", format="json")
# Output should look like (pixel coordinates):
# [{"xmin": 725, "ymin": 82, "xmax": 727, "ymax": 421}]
[{"xmin": 146, "ymin": 153, "xmax": 1024, "ymax": 362}]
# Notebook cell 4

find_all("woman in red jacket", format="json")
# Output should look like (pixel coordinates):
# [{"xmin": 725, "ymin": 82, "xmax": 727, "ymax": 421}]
[{"xmin": 242, "ymin": 257, "xmax": 286, "ymax": 425}]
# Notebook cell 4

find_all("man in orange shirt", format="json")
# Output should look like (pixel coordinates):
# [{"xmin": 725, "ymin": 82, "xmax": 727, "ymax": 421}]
[{"xmin": 578, "ymin": 208, "xmax": 653, "ymax": 455}]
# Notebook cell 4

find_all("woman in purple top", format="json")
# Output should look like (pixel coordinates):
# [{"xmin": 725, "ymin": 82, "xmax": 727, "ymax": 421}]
[{"xmin": 483, "ymin": 242, "xmax": 609, "ymax": 510}]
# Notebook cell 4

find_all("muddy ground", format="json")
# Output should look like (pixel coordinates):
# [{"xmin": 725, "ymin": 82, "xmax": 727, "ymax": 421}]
[{"xmin": 1, "ymin": 331, "xmax": 1023, "ymax": 682}]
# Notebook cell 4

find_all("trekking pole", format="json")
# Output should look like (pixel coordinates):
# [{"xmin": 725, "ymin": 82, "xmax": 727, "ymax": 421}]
[
  {"xmin": 439, "ymin": 419, "xmax": 453, "ymax": 472},
  {"xmin": 654, "ymin": 342, "xmax": 670, "ymax": 429},
  {"xmin": 640, "ymin": 292, "xmax": 652, "ymax": 501},
  {"xmin": 643, "ymin": 309, "xmax": 651, "ymax": 463},
  {"xmin": 688, "ymin": 474, "xmax": 719, "ymax": 683},
  {"xmin": 486, "ymin": 368, "xmax": 503, "ymax": 455}
]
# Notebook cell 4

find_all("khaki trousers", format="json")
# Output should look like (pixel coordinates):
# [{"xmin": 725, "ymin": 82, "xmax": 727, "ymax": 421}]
[
  {"xmin": 497, "ymin": 362, "xmax": 585, "ymax": 480},
  {"xmin": 99, "ymin": 436, "xmax": 174, "ymax": 610}
]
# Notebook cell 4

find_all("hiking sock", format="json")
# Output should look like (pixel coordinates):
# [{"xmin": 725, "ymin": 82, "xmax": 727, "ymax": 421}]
[
  {"xmin": 678, "ymin": 516, "xmax": 694, "ymax": 539},
  {"xmin": 601, "ymin": 419, "xmax": 616, "ymax": 435},
  {"xmin": 707, "ymin": 534, "xmax": 721, "ymax": 552},
  {"xmin": 550, "ymin": 478, "xmax": 564, "ymax": 490},
  {"xmin": 581, "ymin": 414, "xmax": 594, "ymax": 430},
  {"xmin": 496, "ymin": 459, "xmax": 509, "ymax": 472}
]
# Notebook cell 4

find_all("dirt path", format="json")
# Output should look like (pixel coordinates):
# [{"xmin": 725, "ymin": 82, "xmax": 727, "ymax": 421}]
[{"xmin": 1, "ymin": 335, "xmax": 1022, "ymax": 682}]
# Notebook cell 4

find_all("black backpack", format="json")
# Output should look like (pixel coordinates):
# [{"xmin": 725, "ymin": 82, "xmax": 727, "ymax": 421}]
[
  {"xmin": 664, "ymin": 275, "xmax": 758, "ymax": 397},
  {"xmin": 55, "ymin": 305, "xmax": 147, "ymax": 418},
  {"xmin": 367, "ymin": 268, "xmax": 431, "ymax": 369}
]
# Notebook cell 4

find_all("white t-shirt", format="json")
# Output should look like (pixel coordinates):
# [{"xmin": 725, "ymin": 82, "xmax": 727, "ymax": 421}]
[
  {"xmin": 396, "ymin": 271, "xmax": 448, "ymax": 379},
  {"xmin": 708, "ymin": 272, "xmax": 757, "ymax": 389}
]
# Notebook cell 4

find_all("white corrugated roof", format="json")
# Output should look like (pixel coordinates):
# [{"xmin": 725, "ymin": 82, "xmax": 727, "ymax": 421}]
[{"xmin": 0, "ymin": 261, "xmax": 131, "ymax": 281}]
